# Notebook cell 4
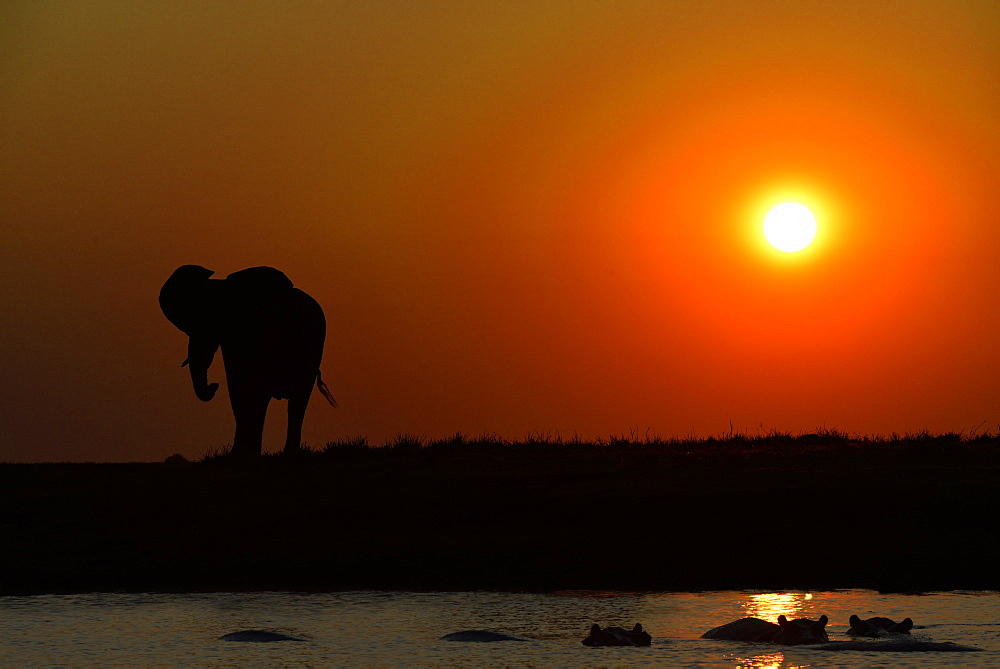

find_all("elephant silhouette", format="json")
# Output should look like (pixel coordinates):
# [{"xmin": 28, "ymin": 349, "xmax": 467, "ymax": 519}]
[{"xmin": 159, "ymin": 265, "xmax": 336, "ymax": 457}]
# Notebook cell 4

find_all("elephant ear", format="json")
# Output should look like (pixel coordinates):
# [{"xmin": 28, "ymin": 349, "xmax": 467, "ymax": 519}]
[
  {"xmin": 161, "ymin": 265, "xmax": 215, "ymax": 296},
  {"xmin": 174, "ymin": 264, "xmax": 215, "ymax": 280},
  {"xmin": 225, "ymin": 266, "xmax": 294, "ymax": 291},
  {"xmin": 160, "ymin": 265, "xmax": 216, "ymax": 333}
]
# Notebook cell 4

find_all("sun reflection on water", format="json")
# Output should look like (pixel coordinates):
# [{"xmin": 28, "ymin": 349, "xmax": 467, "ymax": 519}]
[
  {"xmin": 741, "ymin": 592, "xmax": 814, "ymax": 621},
  {"xmin": 728, "ymin": 652, "xmax": 785, "ymax": 668},
  {"xmin": 729, "ymin": 652, "xmax": 810, "ymax": 669}
]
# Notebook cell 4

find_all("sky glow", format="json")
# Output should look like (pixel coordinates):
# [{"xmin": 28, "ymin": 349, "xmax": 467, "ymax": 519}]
[{"xmin": 1, "ymin": 1, "xmax": 998, "ymax": 461}]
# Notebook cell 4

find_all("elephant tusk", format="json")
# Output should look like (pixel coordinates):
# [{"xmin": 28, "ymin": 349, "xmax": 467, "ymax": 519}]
[{"xmin": 181, "ymin": 358, "xmax": 189, "ymax": 367}]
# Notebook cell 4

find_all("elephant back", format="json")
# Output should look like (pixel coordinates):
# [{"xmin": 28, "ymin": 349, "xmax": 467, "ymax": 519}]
[
  {"xmin": 225, "ymin": 266, "xmax": 294, "ymax": 292},
  {"xmin": 219, "ymin": 269, "xmax": 326, "ymax": 400}
]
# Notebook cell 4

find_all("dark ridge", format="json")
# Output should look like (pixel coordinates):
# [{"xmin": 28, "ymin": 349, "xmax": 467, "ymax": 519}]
[{"xmin": 2, "ymin": 432, "xmax": 998, "ymax": 595}]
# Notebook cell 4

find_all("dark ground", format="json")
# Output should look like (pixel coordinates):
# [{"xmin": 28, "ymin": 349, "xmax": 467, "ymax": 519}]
[{"xmin": 2, "ymin": 434, "xmax": 998, "ymax": 595}]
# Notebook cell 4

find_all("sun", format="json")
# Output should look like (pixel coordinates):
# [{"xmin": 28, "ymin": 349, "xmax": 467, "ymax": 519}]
[{"xmin": 763, "ymin": 202, "xmax": 817, "ymax": 252}]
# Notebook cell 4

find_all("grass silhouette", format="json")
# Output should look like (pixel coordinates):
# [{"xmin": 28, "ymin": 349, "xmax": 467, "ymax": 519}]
[{"xmin": 195, "ymin": 426, "xmax": 999, "ymax": 462}]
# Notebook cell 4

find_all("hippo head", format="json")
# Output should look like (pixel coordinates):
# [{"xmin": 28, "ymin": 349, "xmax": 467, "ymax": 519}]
[
  {"xmin": 848, "ymin": 615, "xmax": 914, "ymax": 637},
  {"xmin": 583, "ymin": 622, "xmax": 652, "ymax": 647},
  {"xmin": 629, "ymin": 623, "xmax": 653, "ymax": 646},
  {"xmin": 774, "ymin": 615, "xmax": 829, "ymax": 644}
]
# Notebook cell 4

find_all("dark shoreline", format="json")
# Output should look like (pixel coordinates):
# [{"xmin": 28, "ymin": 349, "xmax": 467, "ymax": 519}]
[{"xmin": 3, "ymin": 435, "xmax": 999, "ymax": 596}]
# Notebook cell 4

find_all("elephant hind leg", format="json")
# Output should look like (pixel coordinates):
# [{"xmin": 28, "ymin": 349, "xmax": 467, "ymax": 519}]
[{"xmin": 284, "ymin": 388, "xmax": 312, "ymax": 454}]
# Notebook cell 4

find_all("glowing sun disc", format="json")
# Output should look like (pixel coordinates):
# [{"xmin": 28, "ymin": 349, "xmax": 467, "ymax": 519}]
[{"xmin": 763, "ymin": 203, "xmax": 817, "ymax": 252}]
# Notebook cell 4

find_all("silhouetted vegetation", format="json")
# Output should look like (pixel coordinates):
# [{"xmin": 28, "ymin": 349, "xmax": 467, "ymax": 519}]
[
  {"xmin": 2, "ymin": 429, "xmax": 998, "ymax": 595},
  {"xmin": 196, "ymin": 426, "xmax": 1000, "ymax": 463}
]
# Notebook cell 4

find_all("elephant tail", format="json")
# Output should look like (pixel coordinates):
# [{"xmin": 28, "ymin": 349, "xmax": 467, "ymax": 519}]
[{"xmin": 316, "ymin": 370, "xmax": 338, "ymax": 408}]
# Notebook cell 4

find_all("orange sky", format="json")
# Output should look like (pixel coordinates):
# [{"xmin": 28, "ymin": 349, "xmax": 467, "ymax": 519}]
[{"xmin": 2, "ymin": 1, "xmax": 998, "ymax": 461}]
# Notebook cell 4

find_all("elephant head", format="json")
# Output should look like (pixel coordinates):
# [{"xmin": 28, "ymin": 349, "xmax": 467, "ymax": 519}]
[{"xmin": 159, "ymin": 265, "xmax": 222, "ymax": 402}]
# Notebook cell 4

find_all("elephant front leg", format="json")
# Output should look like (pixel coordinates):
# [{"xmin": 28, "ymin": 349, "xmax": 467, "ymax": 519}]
[{"xmin": 229, "ymin": 387, "xmax": 270, "ymax": 458}]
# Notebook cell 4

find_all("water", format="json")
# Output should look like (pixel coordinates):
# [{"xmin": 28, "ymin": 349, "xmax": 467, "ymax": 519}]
[{"xmin": 1, "ymin": 590, "xmax": 997, "ymax": 666}]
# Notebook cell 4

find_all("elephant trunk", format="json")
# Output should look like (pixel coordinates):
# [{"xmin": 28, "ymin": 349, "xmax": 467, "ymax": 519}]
[{"xmin": 185, "ymin": 336, "xmax": 220, "ymax": 402}]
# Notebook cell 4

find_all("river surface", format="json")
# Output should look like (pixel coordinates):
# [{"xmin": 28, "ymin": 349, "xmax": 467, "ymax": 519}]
[{"xmin": 1, "ymin": 589, "xmax": 997, "ymax": 666}]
